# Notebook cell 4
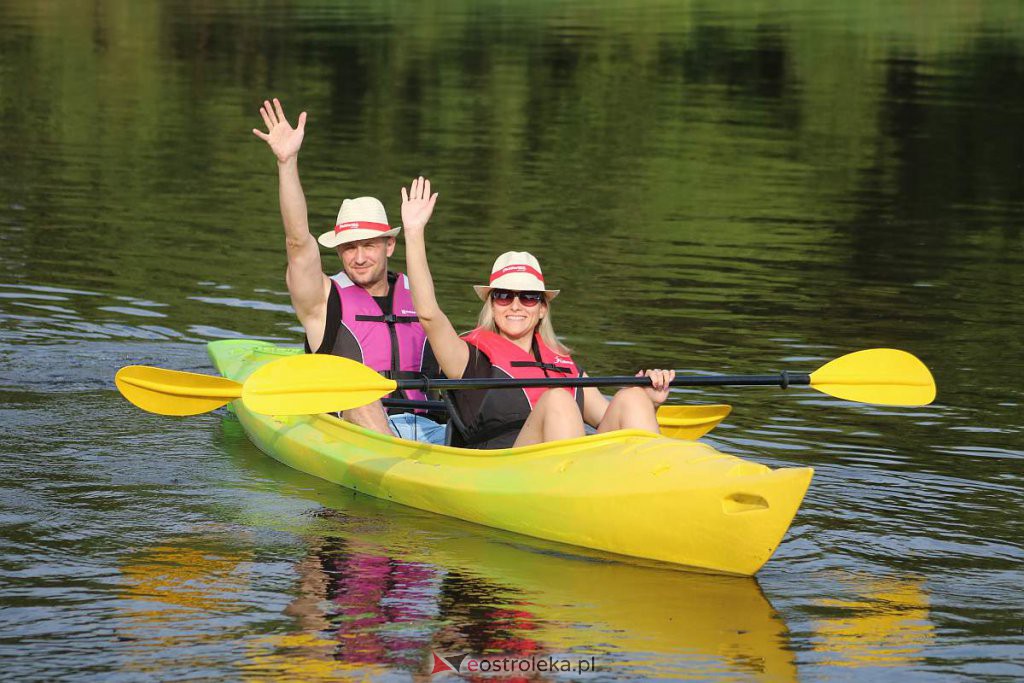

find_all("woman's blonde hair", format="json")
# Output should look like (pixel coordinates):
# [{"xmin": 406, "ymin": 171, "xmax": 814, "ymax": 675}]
[{"xmin": 476, "ymin": 297, "xmax": 571, "ymax": 355}]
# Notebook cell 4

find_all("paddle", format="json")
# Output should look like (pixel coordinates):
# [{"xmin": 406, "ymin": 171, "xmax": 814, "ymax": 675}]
[
  {"xmin": 118, "ymin": 347, "xmax": 933, "ymax": 420},
  {"xmin": 655, "ymin": 404, "xmax": 732, "ymax": 439},
  {"xmin": 115, "ymin": 366, "xmax": 241, "ymax": 417},
  {"xmin": 114, "ymin": 365, "xmax": 732, "ymax": 438},
  {"xmin": 112, "ymin": 369, "xmax": 443, "ymax": 416},
  {"xmin": 238, "ymin": 348, "xmax": 934, "ymax": 415}
]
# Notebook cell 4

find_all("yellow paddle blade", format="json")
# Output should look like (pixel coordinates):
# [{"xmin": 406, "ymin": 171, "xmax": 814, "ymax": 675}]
[
  {"xmin": 115, "ymin": 366, "xmax": 242, "ymax": 416},
  {"xmin": 810, "ymin": 349, "xmax": 936, "ymax": 406},
  {"xmin": 242, "ymin": 353, "xmax": 398, "ymax": 415},
  {"xmin": 657, "ymin": 404, "xmax": 732, "ymax": 440}
]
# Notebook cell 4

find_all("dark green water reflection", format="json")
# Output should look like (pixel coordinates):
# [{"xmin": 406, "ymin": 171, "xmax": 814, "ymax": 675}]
[{"xmin": 1, "ymin": 0, "xmax": 1022, "ymax": 679}]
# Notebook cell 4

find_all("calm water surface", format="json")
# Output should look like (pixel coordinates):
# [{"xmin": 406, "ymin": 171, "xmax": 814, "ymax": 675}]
[{"xmin": 1, "ymin": 0, "xmax": 1022, "ymax": 680}]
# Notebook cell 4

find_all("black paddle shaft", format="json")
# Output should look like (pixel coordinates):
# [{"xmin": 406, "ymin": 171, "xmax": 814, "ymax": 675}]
[
  {"xmin": 382, "ymin": 398, "xmax": 447, "ymax": 411},
  {"xmin": 395, "ymin": 372, "xmax": 812, "ymax": 393}
]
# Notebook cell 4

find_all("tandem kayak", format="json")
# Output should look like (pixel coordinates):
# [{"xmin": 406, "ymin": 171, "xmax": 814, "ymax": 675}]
[{"xmin": 208, "ymin": 339, "xmax": 813, "ymax": 576}]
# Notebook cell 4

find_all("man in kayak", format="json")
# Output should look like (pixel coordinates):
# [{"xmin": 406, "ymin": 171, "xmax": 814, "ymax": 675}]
[
  {"xmin": 399, "ymin": 176, "xmax": 675, "ymax": 448},
  {"xmin": 252, "ymin": 98, "xmax": 445, "ymax": 444}
]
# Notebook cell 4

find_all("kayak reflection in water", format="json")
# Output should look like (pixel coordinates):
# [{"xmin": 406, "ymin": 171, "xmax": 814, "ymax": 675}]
[{"xmin": 400, "ymin": 177, "xmax": 675, "ymax": 449}]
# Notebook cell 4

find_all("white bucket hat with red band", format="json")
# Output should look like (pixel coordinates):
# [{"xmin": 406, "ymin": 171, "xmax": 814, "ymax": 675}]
[
  {"xmin": 473, "ymin": 251, "xmax": 560, "ymax": 301},
  {"xmin": 317, "ymin": 196, "xmax": 401, "ymax": 248}
]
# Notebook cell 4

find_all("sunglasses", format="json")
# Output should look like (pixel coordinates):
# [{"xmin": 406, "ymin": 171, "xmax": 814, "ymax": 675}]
[{"xmin": 490, "ymin": 289, "xmax": 545, "ymax": 307}]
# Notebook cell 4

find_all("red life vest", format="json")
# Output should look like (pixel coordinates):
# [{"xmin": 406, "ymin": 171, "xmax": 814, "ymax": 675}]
[{"xmin": 451, "ymin": 328, "xmax": 584, "ymax": 448}]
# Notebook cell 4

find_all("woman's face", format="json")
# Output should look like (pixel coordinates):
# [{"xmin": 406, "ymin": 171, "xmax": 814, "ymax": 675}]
[{"xmin": 491, "ymin": 291, "xmax": 547, "ymax": 342}]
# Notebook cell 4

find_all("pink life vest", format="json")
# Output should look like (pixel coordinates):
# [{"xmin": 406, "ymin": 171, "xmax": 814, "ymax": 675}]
[{"xmin": 332, "ymin": 271, "xmax": 429, "ymax": 403}]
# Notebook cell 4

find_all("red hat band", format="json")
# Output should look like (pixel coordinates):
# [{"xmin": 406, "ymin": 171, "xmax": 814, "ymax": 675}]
[
  {"xmin": 490, "ymin": 264, "xmax": 545, "ymax": 284},
  {"xmin": 333, "ymin": 221, "xmax": 392, "ymax": 234}
]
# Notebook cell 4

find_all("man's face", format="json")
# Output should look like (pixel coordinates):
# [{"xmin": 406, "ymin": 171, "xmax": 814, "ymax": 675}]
[{"xmin": 336, "ymin": 236, "xmax": 395, "ymax": 289}]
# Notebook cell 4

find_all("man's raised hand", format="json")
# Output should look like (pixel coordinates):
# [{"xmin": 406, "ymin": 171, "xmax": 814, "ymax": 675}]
[{"xmin": 252, "ymin": 98, "xmax": 307, "ymax": 163}]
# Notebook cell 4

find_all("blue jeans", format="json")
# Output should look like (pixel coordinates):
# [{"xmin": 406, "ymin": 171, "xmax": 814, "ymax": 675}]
[{"xmin": 388, "ymin": 413, "xmax": 447, "ymax": 445}]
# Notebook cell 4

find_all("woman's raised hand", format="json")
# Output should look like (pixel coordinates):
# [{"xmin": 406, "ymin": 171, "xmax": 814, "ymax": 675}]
[
  {"xmin": 639, "ymin": 369, "xmax": 676, "ymax": 405},
  {"xmin": 252, "ymin": 98, "xmax": 307, "ymax": 163},
  {"xmin": 400, "ymin": 176, "xmax": 438, "ymax": 238}
]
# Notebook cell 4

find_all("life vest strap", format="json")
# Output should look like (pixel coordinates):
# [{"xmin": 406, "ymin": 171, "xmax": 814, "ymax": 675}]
[
  {"xmin": 510, "ymin": 360, "xmax": 573, "ymax": 374},
  {"xmin": 380, "ymin": 370, "xmax": 431, "ymax": 381},
  {"xmin": 354, "ymin": 313, "xmax": 420, "ymax": 324}
]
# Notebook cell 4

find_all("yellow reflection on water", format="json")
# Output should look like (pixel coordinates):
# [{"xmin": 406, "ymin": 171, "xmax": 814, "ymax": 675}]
[
  {"xmin": 812, "ymin": 576, "xmax": 933, "ymax": 667},
  {"xmin": 118, "ymin": 537, "xmax": 372, "ymax": 681},
  {"xmin": 242, "ymin": 632, "xmax": 384, "ymax": 682},
  {"xmin": 116, "ymin": 538, "xmax": 255, "ymax": 677},
  {"xmin": 119, "ymin": 543, "xmax": 252, "ymax": 623}
]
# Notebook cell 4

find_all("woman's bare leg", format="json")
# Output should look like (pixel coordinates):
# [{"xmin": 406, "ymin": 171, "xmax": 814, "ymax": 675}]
[
  {"xmin": 514, "ymin": 389, "xmax": 585, "ymax": 447},
  {"xmin": 596, "ymin": 387, "xmax": 659, "ymax": 434}
]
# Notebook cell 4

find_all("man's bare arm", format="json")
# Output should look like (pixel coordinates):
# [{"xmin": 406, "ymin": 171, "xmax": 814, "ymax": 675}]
[
  {"xmin": 278, "ymin": 156, "xmax": 328, "ymax": 320},
  {"xmin": 253, "ymin": 98, "xmax": 330, "ymax": 347}
]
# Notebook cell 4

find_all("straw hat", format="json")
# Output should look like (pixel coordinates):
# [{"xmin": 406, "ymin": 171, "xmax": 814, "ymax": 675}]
[
  {"xmin": 317, "ymin": 197, "xmax": 401, "ymax": 248},
  {"xmin": 473, "ymin": 251, "xmax": 560, "ymax": 301}
]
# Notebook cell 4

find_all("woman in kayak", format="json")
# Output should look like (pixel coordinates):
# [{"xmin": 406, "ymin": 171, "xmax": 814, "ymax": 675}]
[{"xmin": 400, "ymin": 177, "xmax": 674, "ymax": 448}]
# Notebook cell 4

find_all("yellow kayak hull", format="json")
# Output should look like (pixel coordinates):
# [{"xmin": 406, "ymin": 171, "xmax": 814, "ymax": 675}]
[{"xmin": 208, "ymin": 339, "xmax": 812, "ymax": 576}]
